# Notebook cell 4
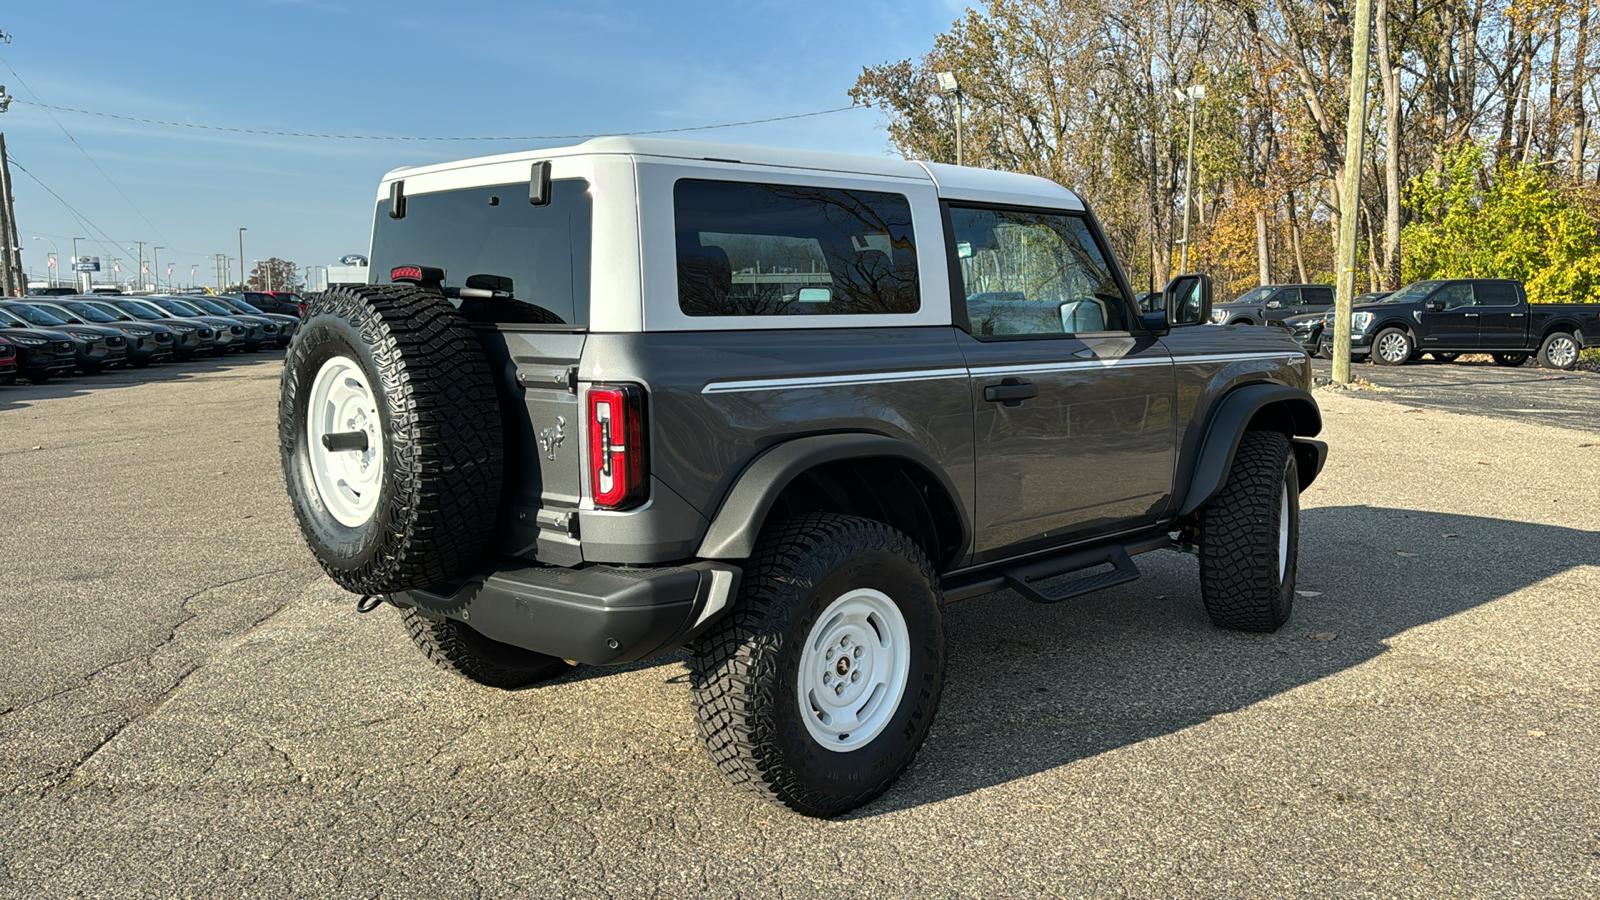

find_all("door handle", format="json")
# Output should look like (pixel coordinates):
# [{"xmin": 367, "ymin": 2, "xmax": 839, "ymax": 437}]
[
  {"xmin": 984, "ymin": 379, "xmax": 1037, "ymax": 405},
  {"xmin": 1509, "ymin": 313, "xmax": 1524, "ymax": 317},
  {"xmin": 1464, "ymin": 313, "xmax": 1479, "ymax": 317}
]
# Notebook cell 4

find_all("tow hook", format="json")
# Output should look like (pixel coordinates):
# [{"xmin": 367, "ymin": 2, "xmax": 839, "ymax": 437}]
[{"xmin": 355, "ymin": 594, "xmax": 387, "ymax": 614}]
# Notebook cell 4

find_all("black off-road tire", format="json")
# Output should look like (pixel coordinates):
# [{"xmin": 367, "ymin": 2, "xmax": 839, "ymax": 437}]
[
  {"xmin": 1199, "ymin": 431, "xmax": 1299, "ymax": 633},
  {"xmin": 688, "ymin": 513, "xmax": 946, "ymax": 818},
  {"xmin": 1432, "ymin": 352, "xmax": 1461, "ymax": 363},
  {"xmin": 1537, "ymin": 332, "xmax": 1580, "ymax": 370},
  {"xmin": 400, "ymin": 609, "xmax": 569, "ymax": 689},
  {"xmin": 1492, "ymin": 352, "xmax": 1530, "ymax": 367},
  {"xmin": 1371, "ymin": 328, "xmax": 1413, "ymax": 366},
  {"xmin": 279, "ymin": 284, "xmax": 504, "ymax": 595}
]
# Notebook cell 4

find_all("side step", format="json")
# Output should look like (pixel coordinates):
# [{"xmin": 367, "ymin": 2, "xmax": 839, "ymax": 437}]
[{"xmin": 1001, "ymin": 545, "xmax": 1141, "ymax": 604}]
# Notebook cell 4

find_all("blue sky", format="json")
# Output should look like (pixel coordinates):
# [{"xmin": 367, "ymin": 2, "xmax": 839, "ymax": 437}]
[{"xmin": 4, "ymin": 0, "xmax": 963, "ymax": 289}]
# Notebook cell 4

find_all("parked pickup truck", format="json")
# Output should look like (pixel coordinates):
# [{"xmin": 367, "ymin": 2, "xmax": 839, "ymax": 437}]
[
  {"xmin": 1209, "ymin": 283, "xmax": 1335, "ymax": 327},
  {"xmin": 280, "ymin": 137, "xmax": 1327, "ymax": 817},
  {"xmin": 1343, "ymin": 278, "xmax": 1600, "ymax": 369}
]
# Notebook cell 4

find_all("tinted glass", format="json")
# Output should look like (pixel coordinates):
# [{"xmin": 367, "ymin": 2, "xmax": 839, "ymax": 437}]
[
  {"xmin": 115, "ymin": 302, "xmax": 164, "ymax": 320},
  {"xmin": 0, "ymin": 308, "xmax": 25, "ymax": 326},
  {"xmin": 1272, "ymin": 289, "xmax": 1301, "ymax": 307},
  {"xmin": 5, "ymin": 303, "xmax": 68, "ymax": 326},
  {"xmin": 1304, "ymin": 287, "xmax": 1334, "ymax": 305},
  {"xmin": 1232, "ymin": 287, "xmax": 1274, "ymax": 305},
  {"xmin": 190, "ymin": 298, "xmax": 235, "ymax": 315},
  {"xmin": 674, "ymin": 179, "xmax": 920, "ymax": 317},
  {"xmin": 33, "ymin": 304, "xmax": 87, "ymax": 323},
  {"xmin": 371, "ymin": 179, "xmax": 591, "ymax": 327},
  {"xmin": 1432, "ymin": 283, "xmax": 1474, "ymax": 309},
  {"xmin": 62, "ymin": 302, "xmax": 119, "ymax": 322},
  {"xmin": 947, "ymin": 206, "xmax": 1130, "ymax": 336},
  {"xmin": 1474, "ymin": 282, "xmax": 1518, "ymax": 307},
  {"xmin": 1388, "ymin": 280, "xmax": 1441, "ymax": 304}
]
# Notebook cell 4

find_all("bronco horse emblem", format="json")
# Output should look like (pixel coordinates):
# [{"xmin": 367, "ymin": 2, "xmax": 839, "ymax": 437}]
[{"xmin": 538, "ymin": 415, "xmax": 565, "ymax": 460}]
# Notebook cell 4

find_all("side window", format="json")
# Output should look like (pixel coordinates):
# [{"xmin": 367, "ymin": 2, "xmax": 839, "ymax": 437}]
[
  {"xmin": 1474, "ymin": 282, "xmax": 1518, "ymax": 307},
  {"xmin": 1271, "ymin": 289, "xmax": 1301, "ymax": 308},
  {"xmin": 1304, "ymin": 287, "xmax": 1334, "ymax": 306},
  {"xmin": 946, "ymin": 206, "xmax": 1130, "ymax": 336},
  {"xmin": 1433, "ymin": 283, "xmax": 1475, "ymax": 310},
  {"xmin": 674, "ymin": 179, "xmax": 919, "ymax": 317}
]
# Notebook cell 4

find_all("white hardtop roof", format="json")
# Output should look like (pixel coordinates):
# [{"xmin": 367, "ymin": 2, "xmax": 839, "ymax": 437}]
[{"xmin": 381, "ymin": 137, "xmax": 1084, "ymax": 210}]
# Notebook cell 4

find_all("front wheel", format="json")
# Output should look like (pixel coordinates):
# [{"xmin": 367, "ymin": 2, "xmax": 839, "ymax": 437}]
[
  {"xmin": 1537, "ymin": 332, "xmax": 1580, "ymax": 370},
  {"xmin": 1492, "ymin": 352, "xmax": 1530, "ymax": 368},
  {"xmin": 689, "ymin": 514, "xmax": 945, "ymax": 818},
  {"xmin": 1199, "ymin": 431, "xmax": 1299, "ymax": 632},
  {"xmin": 1371, "ymin": 328, "xmax": 1413, "ymax": 365}
]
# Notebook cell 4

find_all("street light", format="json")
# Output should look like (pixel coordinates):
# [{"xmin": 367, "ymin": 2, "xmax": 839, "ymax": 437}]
[
  {"xmin": 237, "ymin": 227, "xmax": 247, "ymax": 290},
  {"xmin": 31, "ymin": 236, "xmax": 58, "ymax": 286},
  {"xmin": 934, "ymin": 71, "xmax": 964, "ymax": 167},
  {"xmin": 1175, "ymin": 84, "xmax": 1206, "ymax": 274}
]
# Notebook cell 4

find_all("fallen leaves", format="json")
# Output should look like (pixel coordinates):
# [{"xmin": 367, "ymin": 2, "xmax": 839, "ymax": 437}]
[{"xmin": 1308, "ymin": 632, "xmax": 1338, "ymax": 642}]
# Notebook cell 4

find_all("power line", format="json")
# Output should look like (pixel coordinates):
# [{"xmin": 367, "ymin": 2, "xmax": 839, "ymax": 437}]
[
  {"xmin": 5, "ymin": 152, "xmax": 138, "ymax": 264},
  {"xmin": 9, "ymin": 99, "xmax": 869, "ymax": 142},
  {"xmin": 0, "ymin": 53, "xmax": 171, "ymax": 245}
]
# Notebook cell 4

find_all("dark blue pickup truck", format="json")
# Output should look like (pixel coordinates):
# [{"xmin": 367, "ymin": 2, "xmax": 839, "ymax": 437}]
[{"xmin": 1339, "ymin": 278, "xmax": 1600, "ymax": 369}]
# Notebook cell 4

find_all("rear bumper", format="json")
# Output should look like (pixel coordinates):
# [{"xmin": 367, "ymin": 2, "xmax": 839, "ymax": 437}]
[{"xmin": 393, "ymin": 560, "xmax": 742, "ymax": 666}]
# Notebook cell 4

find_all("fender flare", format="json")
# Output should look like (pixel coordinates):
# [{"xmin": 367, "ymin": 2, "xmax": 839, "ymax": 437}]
[
  {"xmin": 696, "ymin": 433, "xmax": 970, "ymax": 561},
  {"xmin": 1176, "ymin": 383, "xmax": 1325, "ymax": 517}
]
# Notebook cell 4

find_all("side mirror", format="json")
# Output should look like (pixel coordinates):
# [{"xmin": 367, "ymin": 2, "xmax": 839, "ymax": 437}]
[
  {"xmin": 1265, "ymin": 299, "xmax": 1282, "ymax": 309},
  {"xmin": 1424, "ymin": 299, "xmax": 1445, "ymax": 312},
  {"xmin": 1160, "ymin": 273, "xmax": 1212, "ymax": 328}
]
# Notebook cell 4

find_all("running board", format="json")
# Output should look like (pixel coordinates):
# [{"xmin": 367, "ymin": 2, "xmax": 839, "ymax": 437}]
[{"xmin": 1001, "ymin": 545, "xmax": 1141, "ymax": 604}]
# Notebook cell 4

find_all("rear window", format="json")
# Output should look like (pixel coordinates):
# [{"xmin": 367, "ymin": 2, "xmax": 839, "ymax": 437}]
[
  {"xmin": 674, "ymin": 179, "xmax": 920, "ymax": 317},
  {"xmin": 371, "ymin": 179, "xmax": 592, "ymax": 327}
]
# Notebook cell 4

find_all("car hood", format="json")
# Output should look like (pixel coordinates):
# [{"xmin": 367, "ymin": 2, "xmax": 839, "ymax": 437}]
[
  {"xmin": 1282, "ymin": 312, "xmax": 1326, "ymax": 326},
  {"xmin": 1213, "ymin": 300, "xmax": 1259, "ymax": 310},
  {"xmin": 0, "ymin": 325, "xmax": 79, "ymax": 343},
  {"xmin": 1352, "ymin": 300, "xmax": 1418, "ymax": 314},
  {"xmin": 50, "ymin": 323, "xmax": 127, "ymax": 339}
]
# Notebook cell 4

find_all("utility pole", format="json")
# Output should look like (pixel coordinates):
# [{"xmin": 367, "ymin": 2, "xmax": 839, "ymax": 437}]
[
  {"xmin": 237, "ymin": 227, "xmax": 247, "ymax": 290},
  {"xmin": 134, "ymin": 241, "xmax": 145, "ymax": 291},
  {"xmin": 935, "ymin": 72, "xmax": 964, "ymax": 167},
  {"xmin": 153, "ymin": 246, "xmax": 163, "ymax": 292},
  {"xmin": 0, "ymin": 133, "xmax": 23, "ymax": 297},
  {"xmin": 1332, "ymin": 0, "xmax": 1375, "ymax": 386},
  {"xmin": 1176, "ymin": 85, "xmax": 1206, "ymax": 275}
]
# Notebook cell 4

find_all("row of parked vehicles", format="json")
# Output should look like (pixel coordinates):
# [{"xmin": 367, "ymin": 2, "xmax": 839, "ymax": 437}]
[
  {"xmin": 1210, "ymin": 278, "xmax": 1598, "ymax": 370},
  {"xmin": 0, "ymin": 290, "xmax": 305, "ymax": 385}
]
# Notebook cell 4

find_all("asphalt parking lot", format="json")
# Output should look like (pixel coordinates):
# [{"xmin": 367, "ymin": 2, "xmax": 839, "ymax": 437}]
[
  {"xmin": 2, "ymin": 355, "xmax": 1597, "ymax": 898},
  {"xmin": 1310, "ymin": 354, "xmax": 1600, "ymax": 433}
]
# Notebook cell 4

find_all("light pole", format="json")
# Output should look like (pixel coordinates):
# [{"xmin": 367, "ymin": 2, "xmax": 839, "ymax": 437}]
[
  {"xmin": 31, "ymin": 236, "xmax": 58, "ymax": 286},
  {"xmin": 152, "ymin": 246, "xmax": 163, "ymax": 293},
  {"xmin": 237, "ymin": 227, "xmax": 247, "ymax": 290},
  {"xmin": 1175, "ymin": 83, "xmax": 1206, "ymax": 275},
  {"xmin": 935, "ymin": 71, "xmax": 964, "ymax": 167}
]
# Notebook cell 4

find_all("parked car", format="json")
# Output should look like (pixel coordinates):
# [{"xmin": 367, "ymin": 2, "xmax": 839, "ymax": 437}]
[
  {"xmin": 280, "ymin": 137, "xmax": 1327, "ymax": 818},
  {"xmin": 1210, "ymin": 283, "xmax": 1335, "ymax": 327},
  {"xmin": 0, "ymin": 306, "xmax": 78, "ymax": 382},
  {"xmin": 79, "ymin": 298, "xmax": 214, "ymax": 360},
  {"xmin": 142, "ymin": 297, "xmax": 252, "ymax": 353},
  {"xmin": 210, "ymin": 295, "xmax": 297, "ymax": 347},
  {"xmin": 25, "ymin": 286, "xmax": 79, "ymax": 297},
  {"xmin": 97, "ymin": 299, "xmax": 221, "ymax": 358},
  {"xmin": 0, "ymin": 300, "xmax": 127, "ymax": 373},
  {"xmin": 27, "ymin": 298, "xmax": 175, "ymax": 368},
  {"xmin": 0, "ymin": 334, "xmax": 17, "ymax": 385},
  {"xmin": 236, "ymin": 290, "xmax": 305, "ymax": 317},
  {"xmin": 1332, "ymin": 279, "xmax": 1600, "ymax": 367},
  {"xmin": 160, "ymin": 296, "xmax": 275, "ymax": 351}
]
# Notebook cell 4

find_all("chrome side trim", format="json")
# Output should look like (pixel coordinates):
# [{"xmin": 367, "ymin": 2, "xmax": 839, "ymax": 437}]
[{"xmin": 700, "ymin": 352, "xmax": 1301, "ymax": 394}]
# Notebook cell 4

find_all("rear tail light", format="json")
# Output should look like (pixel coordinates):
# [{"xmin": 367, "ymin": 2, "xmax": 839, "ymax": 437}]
[{"xmin": 588, "ymin": 384, "xmax": 648, "ymax": 509}]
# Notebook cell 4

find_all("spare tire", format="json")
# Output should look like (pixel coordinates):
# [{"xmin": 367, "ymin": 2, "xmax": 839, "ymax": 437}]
[{"xmin": 279, "ymin": 284, "xmax": 503, "ymax": 594}]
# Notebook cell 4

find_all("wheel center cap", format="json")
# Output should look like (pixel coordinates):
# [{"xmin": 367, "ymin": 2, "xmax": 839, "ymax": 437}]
[{"xmin": 835, "ymin": 657, "xmax": 851, "ymax": 676}]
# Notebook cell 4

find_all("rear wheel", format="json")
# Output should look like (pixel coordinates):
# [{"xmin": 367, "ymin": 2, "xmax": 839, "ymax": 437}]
[
  {"xmin": 689, "ymin": 513, "xmax": 945, "ymax": 818},
  {"xmin": 1537, "ymin": 332, "xmax": 1580, "ymax": 370},
  {"xmin": 1492, "ymin": 352, "xmax": 1530, "ymax": 368},
  {"xmin": 401, "ymin": 609, "xmax": 569, "ymax": 689},
  {"xmin": 1372, "ymin": 328, "xmax": 1413, "ymax": 365},
  {"xmin": 1432, "ymin": 352, "xmax": 1460, "ymax": 363},
  {"xmin": 1199, "ymin": 431, "xmax": 1299, "ymax": 632}
]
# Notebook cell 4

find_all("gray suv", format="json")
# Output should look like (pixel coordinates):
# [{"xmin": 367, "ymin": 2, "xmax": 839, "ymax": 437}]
[
  {"xmin": 280, "ymin": 138, "xmax": 1327, "ymax": 817},
  {"xmin": 1210, "ymin": 283, "xmax": 1335, "ymax": 327}
]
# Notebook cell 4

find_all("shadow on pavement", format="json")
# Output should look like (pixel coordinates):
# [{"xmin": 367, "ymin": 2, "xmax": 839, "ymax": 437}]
[
  {"xmin": 847, "ymin": 504, "xmax": 1596, "ymax": 816},
  {"xmin": 0, "ymin": 350, "xmax": 284, "ymax": 413}
]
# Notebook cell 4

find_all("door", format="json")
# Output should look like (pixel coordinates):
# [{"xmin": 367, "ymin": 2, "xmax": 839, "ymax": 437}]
[
  {"xmin": 1473, "ymin": 281, "xmax": 1527, "ymax": 350},
  {"xmin": 1264, "ymin": 288, "xmax": 1301, "ymax": 325},
  {"xmin": 1417, "ymin": 282, "xmax": 1479, "ymax": 349},
  {"xmin": 945, "ymin": 204, "xmax": 1177, "ymax": 562}
]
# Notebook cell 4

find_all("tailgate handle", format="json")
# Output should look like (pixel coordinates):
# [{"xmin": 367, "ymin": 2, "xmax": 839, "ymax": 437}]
[{"xmin": 983, "ymin": 379, "xmax": 1037, "ymax": 406}]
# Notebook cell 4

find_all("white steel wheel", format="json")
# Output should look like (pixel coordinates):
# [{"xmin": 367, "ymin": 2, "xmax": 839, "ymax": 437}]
[
  {"xmin": 1278, "ymin": 484, "xmax": 1291, "ymax": 581},
  {"xmin": 306, "ymin": 356, "xmax": 384, "ymax": 527},
  {"xmin": 796, "ymin": 587, "xmax": 911, "ymax": 752}
]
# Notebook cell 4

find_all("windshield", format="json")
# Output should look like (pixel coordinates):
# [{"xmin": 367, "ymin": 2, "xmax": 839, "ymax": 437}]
[
  {"xmin": 230, "ymin": 298, "xmax": 266, "ymax": 314},
  {"xmin": 81, "ymin": 302, "xmax": 132, "ymax": 321},
  {"xmin": 1229, "ymin": 287, "xmax": 1275, "ymax": 305},
  {"xmin": 114, "ymin": 301, "xmax": 164, "ymax": 320},
  {"xmin": 190, "ymin": 298, "xmax": 235, "ymax": 315},
  {"xmin": 5, "ymin": 303, "xmax": 69, "ymax": 326},
  {"xmin": 0, "ymin": 308, "xmax": 26, "ymax": 326},
  {"xmin": 153, "ymin": 298, "xmax": 204, "ymax": 316},
  {"xmin": 32, "ymin": 304, "xmax": 88, "ymax": 324},
  {"xmin": 1384, "ymin": 281, "xmax": 1441, "ymax": 304}
]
